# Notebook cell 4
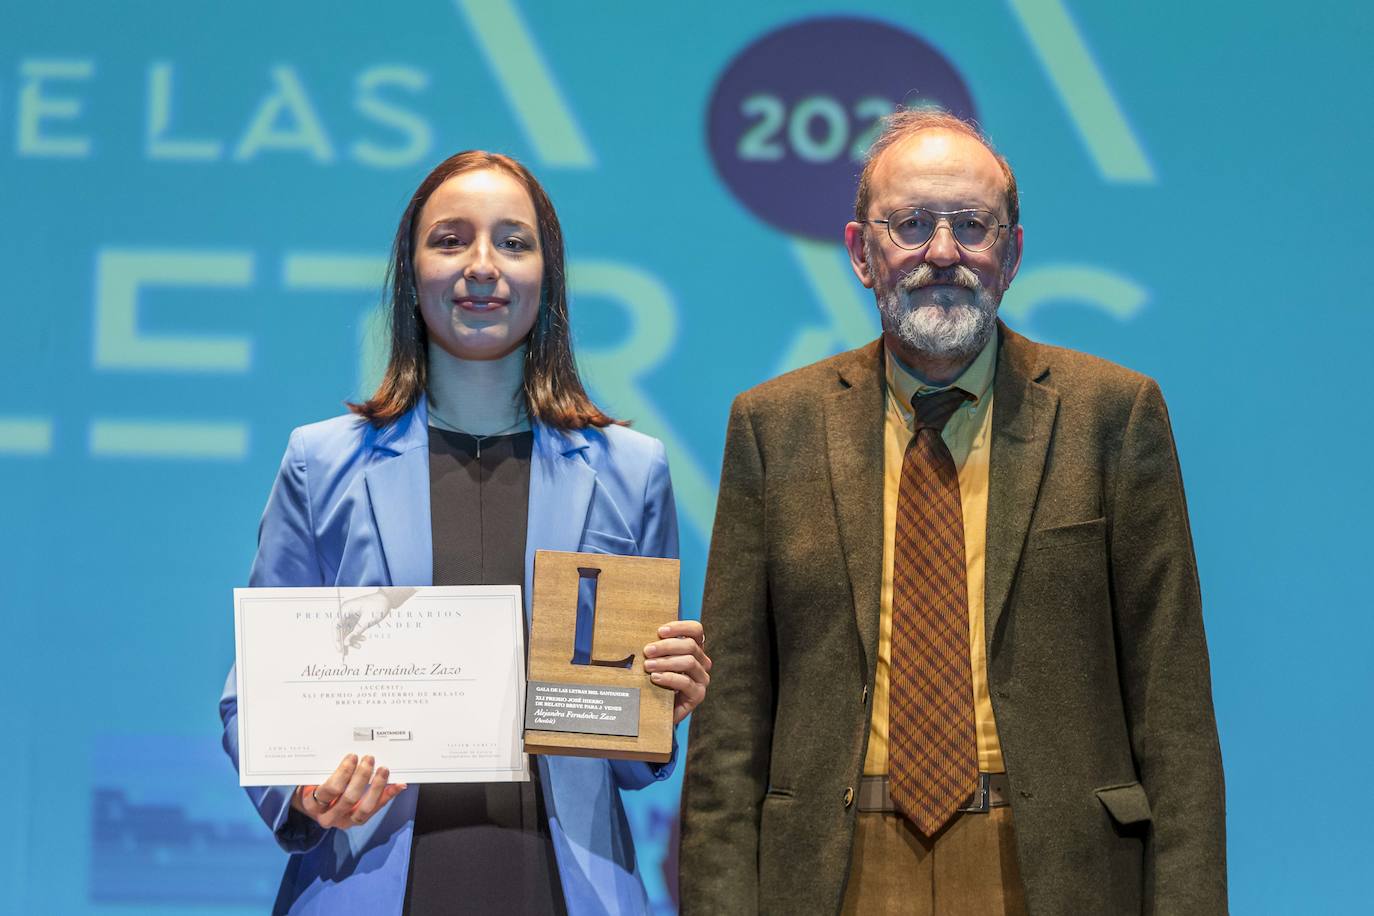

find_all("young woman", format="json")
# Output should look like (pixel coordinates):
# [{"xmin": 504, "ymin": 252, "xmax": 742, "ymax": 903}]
[{"xmin": 219, "ymin": 151, "xmax": 709, "ymax": 915}]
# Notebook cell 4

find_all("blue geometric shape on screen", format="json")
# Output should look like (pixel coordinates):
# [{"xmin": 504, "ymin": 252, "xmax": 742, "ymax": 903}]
[
  {"xmin": 90, "ymin": 788, "xmax": 280, "ymax": 905},
  {"xmin": 998, "ymin": 264, "xmax": 1147, "ymax": 346},
  {"xmin": 88, "ymin": 734, "xmax": 281, "ymax": 905}
]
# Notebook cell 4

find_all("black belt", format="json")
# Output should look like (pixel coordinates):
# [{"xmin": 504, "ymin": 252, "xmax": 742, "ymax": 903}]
[{"xmin": 857, "ymin": 773, "xmax": 1010, "ymax": 815}]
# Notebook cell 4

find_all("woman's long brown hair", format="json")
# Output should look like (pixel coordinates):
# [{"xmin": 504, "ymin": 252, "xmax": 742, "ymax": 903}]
[{"xmin": 349, "ymin": 150, "xmax": 619, "ymax": 430}]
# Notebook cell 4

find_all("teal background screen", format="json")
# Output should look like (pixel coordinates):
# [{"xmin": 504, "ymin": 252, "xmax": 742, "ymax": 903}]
[{"xmin": 3, "ymin": 1, "xmax": 1371, "ymax": 911}]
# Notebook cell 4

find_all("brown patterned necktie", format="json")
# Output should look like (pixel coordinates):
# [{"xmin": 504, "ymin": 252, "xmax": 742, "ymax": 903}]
[{"xmin": 888, "ymin": 386, "xmax": 977, "ymax": 837}]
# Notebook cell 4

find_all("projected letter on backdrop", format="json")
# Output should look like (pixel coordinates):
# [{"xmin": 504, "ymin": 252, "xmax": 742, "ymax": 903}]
[
  {"xmin": 146, "ymin": 62, "xmax": 223, "ymax": 161},
  {"xmin": 234, "ymin": 65, "xmax": 334, "ymax": 163},
  {"xmin": 17, "ymin": 58, "xmax": 93, "ymax": 158},
  {"xmin": 351, "ymin": 66, "xmax": 431, "ymax": 168}
]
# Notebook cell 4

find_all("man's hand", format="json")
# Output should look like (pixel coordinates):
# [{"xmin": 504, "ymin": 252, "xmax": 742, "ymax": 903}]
[
  {"xmin": 290, "ymin": 753, "xmax": 408, "ymax": 830},
  {"xmin": 644, "ymin": 620, "xmax": 711, "ymax": 724}
]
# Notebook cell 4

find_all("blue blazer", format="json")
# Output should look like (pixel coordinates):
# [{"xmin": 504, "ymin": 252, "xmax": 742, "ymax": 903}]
[{"xmin": 219, "ymin": 397, "xmax": 680, "ymax": 915}]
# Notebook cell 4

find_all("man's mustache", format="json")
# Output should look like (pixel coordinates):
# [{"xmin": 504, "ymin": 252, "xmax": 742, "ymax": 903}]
[{"xmin": 897, "ymin": 263, "xmax": 981, "ymax": 293}]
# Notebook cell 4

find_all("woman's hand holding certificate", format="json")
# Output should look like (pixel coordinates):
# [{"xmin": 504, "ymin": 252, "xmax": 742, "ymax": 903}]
[{"xmin": 290, "ymin": 753, "xmax": 409, "ymax": 830}]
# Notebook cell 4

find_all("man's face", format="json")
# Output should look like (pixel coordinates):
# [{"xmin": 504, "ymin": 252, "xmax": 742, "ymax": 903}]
[{"xmin": 844, "ymin": 129, "xmax": 1023, "ymax": 366}]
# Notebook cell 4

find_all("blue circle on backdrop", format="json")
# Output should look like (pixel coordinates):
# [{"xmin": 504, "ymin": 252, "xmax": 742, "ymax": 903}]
[{"xmin": 707, "ymin": 17, "xmax": 977, "ymax": 241}]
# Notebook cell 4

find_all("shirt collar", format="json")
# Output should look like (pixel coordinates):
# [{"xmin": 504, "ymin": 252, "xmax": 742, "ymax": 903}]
[{"xmin": 884, "ymin": 333, "xmax": 999, "ymax": 423}]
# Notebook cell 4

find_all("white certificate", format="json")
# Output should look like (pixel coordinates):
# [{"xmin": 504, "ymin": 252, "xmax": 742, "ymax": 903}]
[{"xmin": 234, "ymin": 586, "xmax": 529, "ymax": 786}]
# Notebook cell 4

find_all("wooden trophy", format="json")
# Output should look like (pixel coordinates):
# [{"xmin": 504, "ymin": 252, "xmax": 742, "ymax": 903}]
[{"xmin": 523, "ymin": 549, "xmax": 679, "ymax": 762}]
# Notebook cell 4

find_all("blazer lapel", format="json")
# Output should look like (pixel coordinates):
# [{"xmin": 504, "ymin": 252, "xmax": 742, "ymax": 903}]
[
  {"xmin": 523, "ymin": 423, "xmax": 596, "ymax": 621},
  {"xmin": 985, "ymin": 323, "xmax": 1058, "ymax": 644},
  {"xmin": 362, "ymin": 398, "xmax": 433, "ymax": 588},
  {"xmin": 823, "ymin": 340, "xmax": 887, "ymax": 668}
]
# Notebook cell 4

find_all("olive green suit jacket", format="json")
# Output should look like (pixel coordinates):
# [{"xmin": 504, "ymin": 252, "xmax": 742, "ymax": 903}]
[{"xmin": 680, "ymin": 325, "xmax": 1226, "ymax": 915}]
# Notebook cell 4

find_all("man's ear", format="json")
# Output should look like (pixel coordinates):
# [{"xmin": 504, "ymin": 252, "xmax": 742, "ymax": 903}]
[
  {"xmin": 844, "ymin": 221, "xmax": 875, "ymax": 289},
  {"xmin": 1001, "ymin": 223, "xmax": 1024, "ymax": 290}
]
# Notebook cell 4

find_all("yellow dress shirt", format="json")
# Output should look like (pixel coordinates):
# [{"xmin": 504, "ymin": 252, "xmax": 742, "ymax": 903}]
[{"xmin": 864, "ymin": 336, "xmax": 1005, "ymax": 776}]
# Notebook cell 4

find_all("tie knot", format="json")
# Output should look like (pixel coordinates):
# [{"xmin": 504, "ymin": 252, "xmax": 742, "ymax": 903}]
[{"xmin": 911, "ymin": 387, "xmax": 971, "ymax": 432}]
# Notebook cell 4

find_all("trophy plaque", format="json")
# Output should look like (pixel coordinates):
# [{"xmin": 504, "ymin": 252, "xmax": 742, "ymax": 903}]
[{"xmin": 523, "ymin": 549, "xmax": 679, "ymax": 763}]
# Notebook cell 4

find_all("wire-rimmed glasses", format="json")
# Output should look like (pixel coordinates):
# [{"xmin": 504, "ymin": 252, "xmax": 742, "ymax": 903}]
[{"xmin": 865, "ymin": 207, "xmax": 1009, "ymax": 252}]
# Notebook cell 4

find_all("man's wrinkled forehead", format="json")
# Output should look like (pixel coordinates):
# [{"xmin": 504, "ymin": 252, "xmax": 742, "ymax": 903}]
[{"xmin": 867, "ymin": 129, "xmax": 1008, "ymax": 216}]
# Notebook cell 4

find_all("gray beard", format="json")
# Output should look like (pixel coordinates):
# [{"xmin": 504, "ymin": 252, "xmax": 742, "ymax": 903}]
[{"xmin": 875, "ymin": 262, "xmax": 1000, "ymax": 363}]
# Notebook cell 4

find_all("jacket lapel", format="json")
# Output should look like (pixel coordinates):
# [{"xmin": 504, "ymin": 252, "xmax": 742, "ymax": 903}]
[
  {"xmin": 824, "ymin": 340, "xmax": 887, "ymax": 668},
  {"xmin": 523, "ymin": 423, "xmax": 596, "ymax": 621},
  {"xmin": 985, "ymin": 323, "xmax": 1058, "ymax": 644},
  {"xmin": 362, "ymin": 397, "xmax": 433, "ymax": 588}
]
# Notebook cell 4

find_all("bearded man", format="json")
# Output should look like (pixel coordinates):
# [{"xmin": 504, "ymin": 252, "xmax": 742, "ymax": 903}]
[{"xmin": 679, "ymin": 109, "xmax": 1226, "ymax": 915}]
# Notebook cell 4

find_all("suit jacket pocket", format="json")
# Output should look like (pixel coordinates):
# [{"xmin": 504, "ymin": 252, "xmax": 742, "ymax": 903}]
[
  {"xmin": 1030, "ymin": 516, "xmax": 1106, "ymax": 551},
  {"xmin": 758, "ymin": 790, "xmax": 800, "ymax": 900},
  {"xmin": 581, "ymin": 529, "xmax": 639, "ymax": 556},
  {"xmin": 1094, "ymin": 781, "xmax": 1152, "ymax": 825}
]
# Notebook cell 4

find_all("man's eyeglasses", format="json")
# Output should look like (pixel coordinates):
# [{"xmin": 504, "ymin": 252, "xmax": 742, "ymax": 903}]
[{"xmin": 864, "ymin": 207, "xmax": 1010, "ymax": 253}]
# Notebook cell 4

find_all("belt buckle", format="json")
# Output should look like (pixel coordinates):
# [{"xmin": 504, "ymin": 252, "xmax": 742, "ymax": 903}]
[{"xmin": 958, "ymin": 773, "xmax": 992, "ymax": 814}]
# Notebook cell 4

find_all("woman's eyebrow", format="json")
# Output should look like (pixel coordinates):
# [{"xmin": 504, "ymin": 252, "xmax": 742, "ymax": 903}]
[
  {"xmin": 424, "ymin": 217, "xmax": 466, "ymax": 232},
  {"xmin": 497, "ymin": 218, "xmax": 537, "ymax": 233}
]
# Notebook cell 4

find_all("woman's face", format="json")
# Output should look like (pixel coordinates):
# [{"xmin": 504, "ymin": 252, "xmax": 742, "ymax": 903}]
[{"xmin": 413, "ymin": 168, "xmax": 544, "ymax": 361}]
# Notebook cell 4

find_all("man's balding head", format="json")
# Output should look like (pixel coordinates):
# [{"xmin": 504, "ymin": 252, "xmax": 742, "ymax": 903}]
[{"xmin": 854, "ymin": 109, "xmax": 1019, "ymax": 228}]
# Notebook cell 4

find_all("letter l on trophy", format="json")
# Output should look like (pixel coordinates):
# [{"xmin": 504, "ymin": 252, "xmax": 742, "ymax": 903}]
[{"xmin": 523, "ymin": 550, "xmax": 678, "ymax": 762}]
